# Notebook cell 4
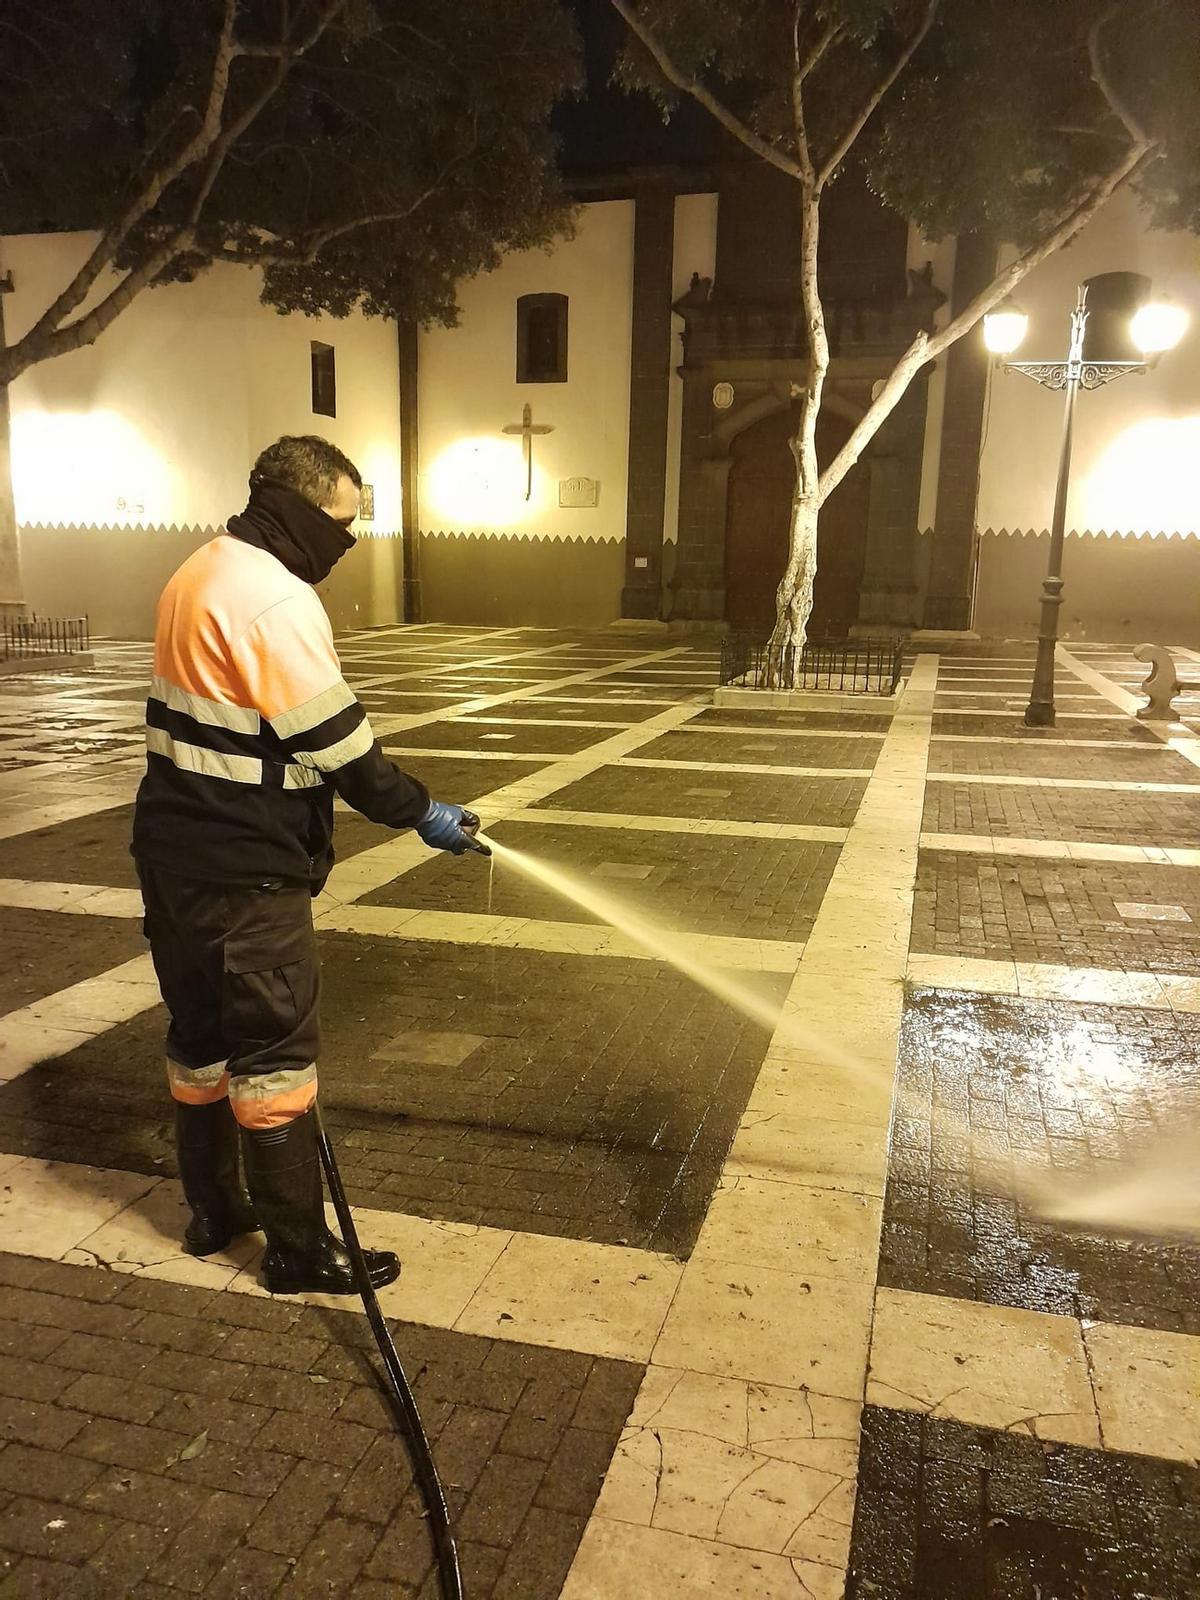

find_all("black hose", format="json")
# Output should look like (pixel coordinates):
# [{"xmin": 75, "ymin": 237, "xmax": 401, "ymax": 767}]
[{"xmin": 315, "ymin": 1107, "xmax": 464, "ymax": 1600}]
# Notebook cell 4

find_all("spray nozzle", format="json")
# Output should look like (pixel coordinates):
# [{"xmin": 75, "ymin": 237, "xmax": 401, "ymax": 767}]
[{"xmin": 459, "ymin": 811, "xmax": 492, "ymax": 857}]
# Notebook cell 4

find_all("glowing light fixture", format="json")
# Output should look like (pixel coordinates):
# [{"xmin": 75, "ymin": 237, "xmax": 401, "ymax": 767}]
[
  {"xmin": 1130, "ymin": 298, "xmax": 1189, "ymax": 356},
  {"xmin": 982, "ymin": 301, "xmax": 1029, "ymax": 356},
  {"xmin": 423, "ymin": 436, "xmax": 535, "ymax": 529}
]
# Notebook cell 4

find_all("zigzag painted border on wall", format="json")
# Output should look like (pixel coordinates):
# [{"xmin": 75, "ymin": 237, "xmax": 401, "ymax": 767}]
[
  {"xmin": 17, "ymin": 523, "xmax": 403, "ymax": 541},
  {"xmin": 978, "ymin": 526, "xmax": 1200, "ymax": 541},
  {"xmin": 418, "ymin": 528, "xmax": 623, "ymax": 548}
]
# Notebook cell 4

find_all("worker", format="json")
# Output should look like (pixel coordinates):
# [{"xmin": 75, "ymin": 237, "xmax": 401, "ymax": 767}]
[{"xmin": 131, "ymin": 435, "xmax": 479, "ymax": 1295}]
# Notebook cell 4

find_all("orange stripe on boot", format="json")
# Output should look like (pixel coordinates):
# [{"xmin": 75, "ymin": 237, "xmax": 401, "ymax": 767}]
[
  {"xmin": 228, "ymin": 1066, "xmax": 318, "ymax": 1130},
  {"xmin": 165, "ymin": 1059, "xmax": 230, "ymax": 1106}
]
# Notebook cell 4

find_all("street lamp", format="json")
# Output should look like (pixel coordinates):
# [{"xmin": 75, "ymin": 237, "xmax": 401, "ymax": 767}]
[{"xmin": 983, "ymin": 272, "xmax": 1189, "ymax": 727}]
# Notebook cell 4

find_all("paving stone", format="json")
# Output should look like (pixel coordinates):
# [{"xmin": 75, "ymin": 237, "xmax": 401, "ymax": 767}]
[
  {"xmin": 922, "ymin": 781, "xmax": 1200, "ymax": 847},
  {"xmin": 455, "ymin": 1453, "xmax": 545, "ymax": 1546},
  {"xmin": 848, "ymin": 1405, "xmax": 1200, "ymax": 1599},
  {"xmin": 0, "ymin": 1496, "xmax": 114, "ymax": 1563},
  {"xmin": 542, "ymin": 761, "xmax": 867, "ymax": 826},
  {"xmin": 364, "ymin": 816, "xmax": 840, "ymax": 943},
  {"xmin": 2, "ymin": 934, "xmax": 784, "ymax": 1256},
  {"xmin": 883, "ymin": 989, "xmax": 1200, "ymax": 1333},
  {"xmin": 245, "ymin": 1459, "xmax": 350, "ymax": 1556},
  {"xmin": 0, "ymin": 1445, "xmax": 102, "ymax": 1504},
  {"xmin": 913, "ymin": 850, "xmax": 1200, "ymax": 974}
]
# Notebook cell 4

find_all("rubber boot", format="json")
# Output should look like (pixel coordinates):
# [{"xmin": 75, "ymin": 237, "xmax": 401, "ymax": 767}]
[
  {"xmin": 175, "ymin": 1099, "xmax": 259, "ymax": 1257},
  {"xmin": 240, "ymin": 1108, "xmax": 400, "ymax": 1295}
]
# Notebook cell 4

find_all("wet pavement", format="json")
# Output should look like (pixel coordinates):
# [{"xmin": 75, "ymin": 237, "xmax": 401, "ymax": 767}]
[{"xmin": 0, "ymin": 629, "xmax": 1196, "ymax": 1597}]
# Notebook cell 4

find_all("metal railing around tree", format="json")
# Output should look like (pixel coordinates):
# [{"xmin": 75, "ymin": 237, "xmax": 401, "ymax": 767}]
[
  {"xmin": 0, "ymin": 614, "xmax": 90, "ymax": 662},
  {"xmin": 719, "ymin": 632, "xmax": 903, "ymax": 695}
]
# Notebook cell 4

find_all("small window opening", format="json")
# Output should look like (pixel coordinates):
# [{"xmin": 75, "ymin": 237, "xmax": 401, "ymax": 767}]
[
  {"xmin": 516, "ymin": 294, "xmax": 568, "ymax": 383},
  {"xmin": 311, "ymin": 341, "xmax": 337, "ymax": 417}
]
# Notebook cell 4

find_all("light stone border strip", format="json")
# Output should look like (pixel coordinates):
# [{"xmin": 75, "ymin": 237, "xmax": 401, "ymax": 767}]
[
  {"xmin": 905, "ymin": 951, "xmax": 1200, "ymax": 1013},
  {"xmin": 561, "ymin": 655, "xmax": 940, "ymax": 1600},
  {"xmin": 926, "ymin": 771, "xmax": 1200, "ymax": 795},
  {"xmin": 0, "ymin": 954, "xmax": 161, "ymax": 1081},
  {"xmin": 918, "ymin": 833, "xmax": 1200, "ymax": 866},
  {"xmin": 867, "ymin": 1287, "xmax": 1200, "ymax": 1466},
  {"xmin": 317, "ymin": 903, "xmax": 805, "ymax": 973},
  {"xmin": 0, "ymin": 1154, "xmax": 683, "ymax": 1363},
  {"xmin": 512, "ymin": 808, "xmax": 850, "ymax": 844}
]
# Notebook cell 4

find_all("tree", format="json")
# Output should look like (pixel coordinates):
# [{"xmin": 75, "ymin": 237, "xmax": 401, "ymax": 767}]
[
  {"xmin": 0, "ymin": 0, "xmax": 581, "ymax": 384},
  {"xmin": 607, "ymin": 0, "xmax": 1200, "ymax": 682}
]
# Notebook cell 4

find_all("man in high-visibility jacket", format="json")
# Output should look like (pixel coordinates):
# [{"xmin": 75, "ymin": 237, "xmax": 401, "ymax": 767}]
[{"xmin": 132, "ymin": 434, "xmax": 479, "ymax": 1295}]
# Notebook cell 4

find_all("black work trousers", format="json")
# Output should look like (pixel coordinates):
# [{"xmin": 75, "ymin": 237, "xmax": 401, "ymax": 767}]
[{"xmin": 138, "ymin": 865, "xmax": 321, "ymax": 1130}]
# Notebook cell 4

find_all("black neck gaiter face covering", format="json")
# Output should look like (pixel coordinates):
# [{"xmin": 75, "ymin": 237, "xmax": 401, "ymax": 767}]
[{"xmin": 226, "ymin": 478, "xmax": 356, "ymax": 585}]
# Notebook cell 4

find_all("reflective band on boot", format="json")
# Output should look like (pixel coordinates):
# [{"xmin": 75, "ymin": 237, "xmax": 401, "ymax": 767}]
[
  {"xmin": 228, "ymin": 1065, "xmax": 318, "ymax": 1130},
  {"xmin": 166, "ymin": 1057, "xmax": 230, "ymax": 1106}
]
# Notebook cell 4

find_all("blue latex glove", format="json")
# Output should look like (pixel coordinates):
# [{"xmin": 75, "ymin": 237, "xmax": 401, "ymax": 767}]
[{"xmin": 416, "ymin": 799, "xmax": 480, "ymax": 856}]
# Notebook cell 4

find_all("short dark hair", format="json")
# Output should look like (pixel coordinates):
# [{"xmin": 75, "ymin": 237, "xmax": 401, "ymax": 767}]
[{"xmin": 251, "ymin": 435, "xmax": 362, "ymax": 508}]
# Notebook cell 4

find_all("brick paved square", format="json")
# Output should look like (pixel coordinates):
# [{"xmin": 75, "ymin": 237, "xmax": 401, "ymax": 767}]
[
  {"xmin": 928, "ymin": 739, "xmax": 1200, "ymax": 782},
  {"xmin": 922, "ymin": 782, "xmax": 1200, "ymax": 846},
  {"xmin": 881, "ymin": 989, "xmax": 1200, "ymax": 1332},
  {"xmin": 847, "ymin": 1406, "xmax": 1200, "ymax": 1599},
  {"xmin": 912, "ymin": 850, "xmax": 1200, "ymax": 973},
  {"xmin": 540, "ymin": 762, "xmax": 866, "ymax": 826},
  {"xmin": 0, "ymin": 907, "xmax": 147, "ymax": 1013},
  {"xmin": 363, "ymin": 818, "xmax": 839, "ymax": 942},
  {"xmin": 0, "ymin": 933, "xmax": 785, "ymax": 1255},
  {"xmin": 0, "ymin": 1254, "xmax": 640, "ymax": 1599},
  {"xmin": 635, "ymin": 728, "xmax": 881, "ymax": 768},
  {"xmin": 931, "ymin": 712, "xmax": 1157, "ymax": 741},
  {"xmin": 379, "ymin": 753, "xmax": 552, "ymax": 802}
]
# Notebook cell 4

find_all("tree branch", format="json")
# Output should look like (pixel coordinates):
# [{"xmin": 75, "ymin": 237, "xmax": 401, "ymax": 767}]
[
  {"xmin": 815, "ymin": 0, "xmax": 940, "ymax": 190},
  {"xmin": 1088, "ymin": 3, "xmax": 1149, "ymax": 145},
  {"xmin": 796, "ymin": 14, "xmax": 840, "ymax": 82},
  {"xmin": 1, "ymin": 0, "xmax": 352, "ymax": 386},
  {"xmin": 16, "ymin": 0, "xmax": 242, "ymax": 352},
  {"xmin": 816, "ymin": 135, "xmax": 1157, "ymax": 506},
  {"xmin": 608, "ymin": 0, "xmax": 805, "ymax": 182},
  {"xmin": 790, "ymin": 5, "xmax": 817, "ymax": 184}
]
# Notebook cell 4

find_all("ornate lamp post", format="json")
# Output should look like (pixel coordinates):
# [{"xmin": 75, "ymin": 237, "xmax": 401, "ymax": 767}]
[{"xmin": 983, "ymin": 272, "xmax": 1188, "ymax": 727}]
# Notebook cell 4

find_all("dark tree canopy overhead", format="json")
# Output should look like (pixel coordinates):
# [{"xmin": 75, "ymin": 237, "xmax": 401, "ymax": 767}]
[
  {"xmin": 611, "ymin": 0, "xmax": 1200, "ymax": 244},
  {"xmin": 0, "ymin": 0, "xmax": 582, "ymax": 381}
]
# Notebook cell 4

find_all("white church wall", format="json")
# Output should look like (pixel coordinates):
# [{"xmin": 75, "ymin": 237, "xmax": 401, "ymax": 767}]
[
  {"xmin": 973, "ymin": 189, "xmax": 1200, "ymax": 645},
  {"xmin": 3, "ymin": 230, "xmax": 403, "ymax": 636},
  {"xmin": 416, "ymin": 200, "xmax": 634, "ymax": 626}
]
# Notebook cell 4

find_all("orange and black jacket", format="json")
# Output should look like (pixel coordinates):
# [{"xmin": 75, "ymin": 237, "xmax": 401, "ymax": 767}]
[{"xmin": 131, "ymin": 480, "xmax": 428, "ymax": 887}]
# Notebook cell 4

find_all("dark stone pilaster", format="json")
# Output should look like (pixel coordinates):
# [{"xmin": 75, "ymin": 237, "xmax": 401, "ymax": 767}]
[
  {"xmin": 855, "ymin": 372, "xmax": 930, "ymax": 631},
  {"xmin": 397, "ymin": 320, "xmax": 421, "ymax": 622},
  {"xmin": 667, "ymin": 368, "xmax": 728, "ymax": 620},
  {"xmin": 923, "ymin": 231, "xmax": 998, "ymax": 629},
  {"xmin": 621, "ymin": 189, "xmax": 675, "ymax": 619}
]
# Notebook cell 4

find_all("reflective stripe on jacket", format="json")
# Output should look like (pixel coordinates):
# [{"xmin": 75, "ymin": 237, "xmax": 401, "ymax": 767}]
[{"xmin": 131, "ymin": 534, "xmax": 428, "ymax": 885}]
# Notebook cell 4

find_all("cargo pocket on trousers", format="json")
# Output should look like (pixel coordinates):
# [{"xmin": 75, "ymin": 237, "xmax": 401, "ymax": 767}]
[{"xmin": 222, "ymin": 917, "xmax": 319, "ymax": 1054}]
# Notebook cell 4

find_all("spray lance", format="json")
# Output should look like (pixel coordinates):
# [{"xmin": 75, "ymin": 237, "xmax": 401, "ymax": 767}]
[{"xmin": 315, "ymin": 805, "xmax": 488, "ymax": 1600}]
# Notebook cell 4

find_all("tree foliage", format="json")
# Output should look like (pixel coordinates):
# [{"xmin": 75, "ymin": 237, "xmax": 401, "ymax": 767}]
[{"xmin": 0, "ymin": 0, "xmax": 582, "ymax": 382}]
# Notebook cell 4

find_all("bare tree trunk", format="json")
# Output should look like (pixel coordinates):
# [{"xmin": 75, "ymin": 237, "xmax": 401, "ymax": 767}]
[{"xmin": 765, "ymin": 168, "xmax": 826, "ymax": 689}]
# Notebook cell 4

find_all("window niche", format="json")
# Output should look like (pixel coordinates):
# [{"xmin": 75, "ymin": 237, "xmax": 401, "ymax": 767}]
[
  {"xmin": 311, "ymin": 341, "xmax": 336, "ymax": 417},
  {"xmin": 516, "ymin": 293, "xmax": 568, "ymax": 384}
]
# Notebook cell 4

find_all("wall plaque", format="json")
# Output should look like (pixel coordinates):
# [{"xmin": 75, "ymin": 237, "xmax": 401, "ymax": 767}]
[
  {"xmin": 559, "ymin": 477, "xmax": 600, "ymax": 509},
  {"xmin": 712, "ymin": 381, "xmax": 735, "ymax": 410},
  {"xmin": 359, "ymin": 484, "xmax": 375, "ymax": 520}
]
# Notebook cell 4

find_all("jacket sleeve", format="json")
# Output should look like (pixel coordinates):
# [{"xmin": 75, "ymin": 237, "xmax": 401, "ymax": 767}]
[{"xmin": 231, "ymin": 595, "xmax": 430, "ymax": 829}]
